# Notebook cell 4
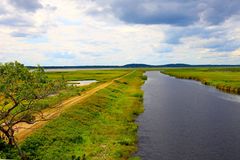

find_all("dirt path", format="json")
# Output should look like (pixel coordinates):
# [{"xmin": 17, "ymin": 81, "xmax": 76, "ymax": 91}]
[{"xmin": 15, "ymin": 70, "xmax": 135, "ymax": 142}]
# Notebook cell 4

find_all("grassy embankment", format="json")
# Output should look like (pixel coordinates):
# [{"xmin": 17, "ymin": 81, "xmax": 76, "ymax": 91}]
[
  {"xmin": 35, "ymin": 70, "xmax": 129, "ymax": 110},
  {"xmin": 161, "ymin": 68, "xmax": 240, "ymax": 94},
  {"xmin": 17, "ymin": 70, "xmax": 145, "ymax": 160},
  {"xmin": 1, "ymin": 69, "xmax": 131, "ymax": 159}
]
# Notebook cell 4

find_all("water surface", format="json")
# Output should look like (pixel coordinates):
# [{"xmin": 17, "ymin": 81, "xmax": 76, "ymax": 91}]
[
  {"xmin": 136, "ymin": 71, "xmax": 240, "ymax": 160},
  {"xmin": 67, "ymin": 80, "xmax": 97, "ymax": 86}
]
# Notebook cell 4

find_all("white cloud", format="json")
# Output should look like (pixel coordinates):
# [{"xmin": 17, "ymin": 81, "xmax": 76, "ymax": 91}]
[
  {"xmin": 0, "ymin": 0, "xmax": 239, "ymax": 65},
  {"xmin": 231, "ymin": 48, "xmax": 240, "ymax": 57}
]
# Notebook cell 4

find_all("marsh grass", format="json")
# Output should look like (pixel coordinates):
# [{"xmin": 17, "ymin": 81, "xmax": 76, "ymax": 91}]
[
  {"xmin": 35, "ymin": 69, "xmax": 129, "ymax": 111},
  {"xmin": 20, "ymin": 70, "xmax": 144, "ymax": 160},
  {"xmin": 35, "ymin": 82, "xmax": 99, "ymax": 110},
  {"xmin": 46, "ymin": 70, "xmax": 129, "ymax": 82},
  {"xmin": 161, "ymin": 68, "xmax": 240, "ymax": 94}
]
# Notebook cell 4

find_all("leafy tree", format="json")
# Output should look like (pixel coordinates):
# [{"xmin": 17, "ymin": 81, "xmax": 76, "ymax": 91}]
[{"xmin": 0, "ymin": 61, "xmax": 64, "ymax": 159}]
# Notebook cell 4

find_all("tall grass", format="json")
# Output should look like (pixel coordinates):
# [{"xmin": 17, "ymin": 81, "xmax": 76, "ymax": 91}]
[{"xmin": 161, "ymin": 68, "xmax": 240, "ymax": 94}]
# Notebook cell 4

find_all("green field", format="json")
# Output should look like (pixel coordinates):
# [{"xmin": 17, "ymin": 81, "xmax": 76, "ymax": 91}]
[
  {"xmin": 35, "ymin": 70, "xmax": 130, "ymax": 111},
  {"xmin": 2, "ymin": 66, "xmax": 240, "ymax": 159},
  {"xmin": 161, "ymin": 68, "xmax": 240, "ymax": 94},
  {"xmin": 1, "ymin": 69, "xmax": 145, "ymax": 160},
  {"xmin": 20, "ymin": 70, "xmax": 144, "ymax": 160},
  {"xmin": 46, "ymin": 70, "xmax": 130, "ymax": 81}
]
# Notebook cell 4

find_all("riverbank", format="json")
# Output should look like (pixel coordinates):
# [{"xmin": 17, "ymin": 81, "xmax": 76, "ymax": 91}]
[
  {"xmin": 14, "ymin": 70, "xmax": 145, "ymax": 159},
  {"xmin": 161, "ymin": 68, "xmax": 240, "ymax": 95}
]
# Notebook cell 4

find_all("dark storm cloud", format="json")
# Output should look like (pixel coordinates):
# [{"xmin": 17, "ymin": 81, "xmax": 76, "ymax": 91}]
[
  {"xmin": 204, "ymin": 40, "xmax": 240, "ymax": 52},
  {"xmin": 164, "ymin": 27, "xmax": 214, "ymax": 44},
  {"xmin": 9, "ymin": 0, "xmax": 43, "ymax": 12},
  {"xmin": 94, "ymin": 0, "xmax": 240, "ymax": 26},
  {"xmin": 111, "ymin": 0, "xmax": 198, "ymax": 26},
  {"xmin": 162, "ymin": 24, "xmax": 240, "ymax": 53},
  {"xmin": 200, "ymin": 0, "xmax": 240, "ymax": 25}
]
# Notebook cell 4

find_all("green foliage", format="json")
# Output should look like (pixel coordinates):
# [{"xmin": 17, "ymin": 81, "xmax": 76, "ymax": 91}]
[
  {"xmin": 0, "ymin": 61, "xmax": 67, "ymax": 159},
  {"xmin": 46, "ymin": 70, "xmax": 129, "ymax": 82},
  {"xmin": 128, "ymin": 157, "xmax": 141, "ymax": 160},
  {"xmin": 0, "ymin": 139, "xmax": 18, "ymax": 159},
  {"xmin": 141, "ymin": 75, "xmax": 147, "ymax": 80},
  {"xmin": 34, "ymin": 84, "xmax": 96, "ymax": 111},
  {"xmin": 20, "ymin": 70, "xmax": 144, "ymax": 160},
  {"xmin": 161, "ymin": 67, "xmax": 240, "ymax": 94}
]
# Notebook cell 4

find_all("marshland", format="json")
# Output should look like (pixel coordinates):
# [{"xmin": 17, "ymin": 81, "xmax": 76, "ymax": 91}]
[
  {"xmin": 1, "ymin": 0, "xmax": 240, "ymax": 159},
  {"xmin": 1, "ymin": 62, "xmax": 240, "ymax": 160}
]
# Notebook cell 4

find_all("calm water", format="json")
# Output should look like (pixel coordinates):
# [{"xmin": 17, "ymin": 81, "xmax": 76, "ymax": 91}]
[
  {"xmin": 67, "ymin": 80, "xmax": 97, "ymax": 86},
  {"xmin": 136, "ymin": 71, "xmax": 240, "ymax": 160}
]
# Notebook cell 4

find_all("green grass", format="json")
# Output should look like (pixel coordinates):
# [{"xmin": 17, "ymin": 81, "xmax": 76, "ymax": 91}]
[
  {"xmin": 35, "ymin": 82, "xmax": 99, "ymax": 111},
  {"xmin": 1, "ymin": 69, "xmax": 127, "ymax": 113},
  {"xmin": 19, "ymin": 70, "xmax": 145, "ymax": 160},
  {"xmin": 35, "ymin": 70, "xmax": 130, "ymax": 111},
  {"xmin": 161, "ymin": 68, "xmax": 240, "ymax": 94},
  {"xmin": 46, "ymin": 70, "xmax": 129, "ymax": 82}
]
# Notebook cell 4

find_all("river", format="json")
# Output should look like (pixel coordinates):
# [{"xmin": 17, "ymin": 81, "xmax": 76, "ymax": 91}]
[{"xmin": 136, "ymin": 71, "xmax": 240, "ymax": 160}]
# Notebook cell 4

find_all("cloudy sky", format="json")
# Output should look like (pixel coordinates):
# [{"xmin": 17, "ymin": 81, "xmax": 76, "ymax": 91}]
[{"xmin": 0, "ymin": 0, "xmax": 240, "ymax": 65}]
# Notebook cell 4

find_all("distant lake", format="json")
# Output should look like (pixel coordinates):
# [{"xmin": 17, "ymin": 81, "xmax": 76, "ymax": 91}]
[{"xmin": 136, "ymin": 71, "xmax": 240, "ymax": 160}]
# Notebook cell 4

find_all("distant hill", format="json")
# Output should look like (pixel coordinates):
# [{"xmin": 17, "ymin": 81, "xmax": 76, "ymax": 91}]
[
  {"xmin": 28, "ymin": 63, "xmax": 240, "ymax": 69},
  {"xmin": 123, "ymin": 64, "xmax": 153, "ymax": 68},
  {"xmin": 159, "ymin": 63, "xmax": 192, "ymax": 67}
]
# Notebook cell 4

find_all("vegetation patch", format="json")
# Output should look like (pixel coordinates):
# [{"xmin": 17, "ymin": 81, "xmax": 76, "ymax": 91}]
[
  {"xmin": 18, "ymin": 70, "xmax": 144, "ymax": 160},
  {"xmin": 46, "ymin": 70, "xmax": 129, "ymax": 82},
  {"xmin": 35, "ymin": 69, "xmax": 130, "ymax": 112},
  {"xmin": 0, "ymin": 62, "xmax": 138, "ymax": 159},
  {"xmin": 161, "ymin": 68, "xmax": 240, "ymax": 95}
]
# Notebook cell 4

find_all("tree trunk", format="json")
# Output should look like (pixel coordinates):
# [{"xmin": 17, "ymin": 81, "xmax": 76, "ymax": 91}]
[
  {"xmin": 1, "ymin": 127, "xmax": 27, "ymax": 159},
  {"xmin": 12, "ymin": 135, "xmax": 27, "ymax": 160},
  {"xmin": 0, "ymin": 127, "xmax": 13, "ymax": 145},
  {"xmin": 8, "ymin": 136, "xmax": 14, "ymax": 145}
]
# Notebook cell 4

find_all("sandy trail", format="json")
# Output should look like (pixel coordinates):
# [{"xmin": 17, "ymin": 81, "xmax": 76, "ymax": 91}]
[{"xmin": 15, "ymin": 71, "xmax": 134, "ymax": 142}]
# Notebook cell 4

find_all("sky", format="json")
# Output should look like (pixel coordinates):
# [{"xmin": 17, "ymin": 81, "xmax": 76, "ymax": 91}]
[{"xmin": 0, "ymin": 0, "xmax": 240, "ymax": 66}]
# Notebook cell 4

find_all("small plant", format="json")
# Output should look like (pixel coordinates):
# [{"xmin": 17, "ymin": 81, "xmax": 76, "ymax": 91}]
[
  {"xmin": 71, "ymin": 154, "xmax": 86, "ymax": 160},
  {"xmin": 141, "ymin": 75, "xmax": 147, "ymax": 80}
]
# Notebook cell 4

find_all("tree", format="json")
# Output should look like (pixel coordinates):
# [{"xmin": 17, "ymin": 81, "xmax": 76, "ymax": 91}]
[{"xmin": 0, "ymin": 61, "xmax": 62, "ymax": 159}]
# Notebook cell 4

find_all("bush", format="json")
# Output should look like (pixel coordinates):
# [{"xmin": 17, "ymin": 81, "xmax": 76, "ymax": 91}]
[
  {"xmin": 0, "ymin": 139, "xmax": 18, "ymax": 159},
  {"xmin": 141, "ymin": 75, "xmax": 147, "ymax": 80}
]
